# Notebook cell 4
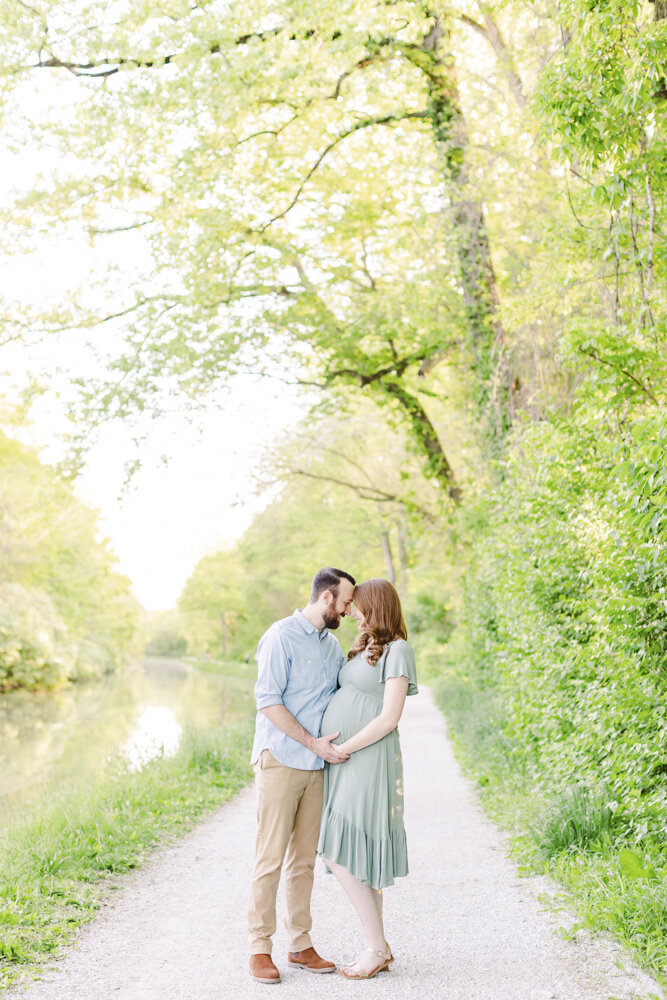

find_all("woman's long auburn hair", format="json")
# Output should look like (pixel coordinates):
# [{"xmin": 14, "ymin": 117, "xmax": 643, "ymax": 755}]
[{"xmin": 347, "ymin": 578, "xmax": 408, "ymax": 665}]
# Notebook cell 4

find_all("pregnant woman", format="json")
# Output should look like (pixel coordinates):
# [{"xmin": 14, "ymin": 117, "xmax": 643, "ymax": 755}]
[{"xmin": 317, "ymin": 577, "xmax": 418, "ymax": 980}]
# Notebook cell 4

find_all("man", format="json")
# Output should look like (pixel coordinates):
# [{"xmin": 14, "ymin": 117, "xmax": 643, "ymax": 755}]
[{"xmin": 248, "ymin": 567, "xmax": 356, "ymax": 985}]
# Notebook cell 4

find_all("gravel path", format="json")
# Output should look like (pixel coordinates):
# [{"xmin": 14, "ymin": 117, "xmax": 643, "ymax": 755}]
[{"xmin": 7, "ymin": 688, "xmax": 665, "ymax": 1000}]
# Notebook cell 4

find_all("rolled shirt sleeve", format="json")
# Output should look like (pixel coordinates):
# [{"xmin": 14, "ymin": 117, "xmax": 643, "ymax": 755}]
[{"xmin": 254, "ymin": 627, "xmax": 289, "ymax": 710}]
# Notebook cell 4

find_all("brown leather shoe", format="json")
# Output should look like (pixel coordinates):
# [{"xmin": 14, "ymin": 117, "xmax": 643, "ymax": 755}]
[
  {"xmin": 288, "ymin": 946, "xmax": 336, "ymax": 974},
  {"xmin": 249, "ymin": 954, "xmax": 281, "ymax": 984}
]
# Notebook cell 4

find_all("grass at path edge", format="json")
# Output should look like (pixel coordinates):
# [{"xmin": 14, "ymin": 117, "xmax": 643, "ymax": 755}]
[
  {"xmin": 432, "ymin": 676, "xmax": 667, "ymax": 993},
  {"xmin": 0, "ymin": 723, "xmax": 254, "ymax": 991}
]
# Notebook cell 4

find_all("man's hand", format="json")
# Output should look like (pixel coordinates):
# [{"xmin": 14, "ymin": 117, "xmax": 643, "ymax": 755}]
[
  {"xmin": 260, "ymin": 706, "xmax": 349, "ymax": 763},
  {"xmin": 312, "ymin": 732, "xmax": 349, "ymax": 764}
]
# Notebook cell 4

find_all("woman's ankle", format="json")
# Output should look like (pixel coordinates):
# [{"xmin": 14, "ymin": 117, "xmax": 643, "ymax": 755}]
[{"xmin": 364, "ymin": 941, "xmax": 389, "ymax": 956}]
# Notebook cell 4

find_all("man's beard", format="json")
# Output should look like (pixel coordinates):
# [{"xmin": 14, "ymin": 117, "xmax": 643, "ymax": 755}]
[{"xmin": 323, "ymin": 610, "xmax": 341, "ymax": 629}]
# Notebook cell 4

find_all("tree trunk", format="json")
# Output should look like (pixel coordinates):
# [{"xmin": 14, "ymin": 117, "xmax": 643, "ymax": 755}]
[
  {"xmin": 220, "ymin": 611, "xmax": 227, "ymax": 658},
  {"xmin": 397, "ymin": 519, "xmax": 409, "ymax": 595},
  {"xmin": 404, "ymin": 18, "xmax": 516, "ymax": 446},
  {"xmin": 654, "ymin": 3, "xmax": 667, "ymax": 98},
  {"xmin": 380, "ymin": 530, "xmax": 396, "ymax": 583}
]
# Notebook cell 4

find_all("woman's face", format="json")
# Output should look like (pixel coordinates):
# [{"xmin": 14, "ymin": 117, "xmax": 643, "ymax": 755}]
[{"xmin": 350, "ymin": 603, "xmax": 365, "ymax": 628}]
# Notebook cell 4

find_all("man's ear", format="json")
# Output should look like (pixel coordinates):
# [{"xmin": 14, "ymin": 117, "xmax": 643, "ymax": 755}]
[{"xmin": 321, "ymin": 589, "xmax": 334, "ymax": 605}]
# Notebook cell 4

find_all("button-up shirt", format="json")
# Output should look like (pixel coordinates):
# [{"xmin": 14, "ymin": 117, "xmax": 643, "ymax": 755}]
[{"xmin": 250, "ymin": 609, "xmax": 345, "ymax": 770}]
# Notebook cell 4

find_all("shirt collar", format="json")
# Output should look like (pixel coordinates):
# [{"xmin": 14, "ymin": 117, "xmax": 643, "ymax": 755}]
[{"xmin": 294, "ymin": 609, "xmax": 329, "ymax": 640}]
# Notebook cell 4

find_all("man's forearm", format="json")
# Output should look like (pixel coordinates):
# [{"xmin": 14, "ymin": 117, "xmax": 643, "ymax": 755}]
[
  {"xmin": 259, "ymin": 704, "xmax": 349, "ymax": 764},
  {"xmin": 260, "ymin": 704, "xmax": 315, "ymax": 752}
]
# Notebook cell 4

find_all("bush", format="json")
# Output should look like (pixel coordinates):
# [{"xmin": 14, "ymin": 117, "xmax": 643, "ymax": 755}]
[
  {"xmin": 0, "ymin": 583, "xmax": 73, "ymax": 691},
  {"xmin": 448, "ymin": 412, "xmax": 667, "ymax": 842}
]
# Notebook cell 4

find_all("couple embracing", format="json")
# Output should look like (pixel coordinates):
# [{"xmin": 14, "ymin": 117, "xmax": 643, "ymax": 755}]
[{"xmin": 248, "ymin": 566, "xmax": 418, "ymax": 983}]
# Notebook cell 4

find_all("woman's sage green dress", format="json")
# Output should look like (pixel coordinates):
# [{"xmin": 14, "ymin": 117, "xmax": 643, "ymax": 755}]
[{"xmin": 317, "ymin": 639, "xmax": 418, "ymax": 890}]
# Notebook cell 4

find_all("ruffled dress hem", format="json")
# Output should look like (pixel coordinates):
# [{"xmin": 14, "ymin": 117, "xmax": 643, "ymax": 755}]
[{"xmin": 317, "ymin": 806, "xmax": 408, "ymax": 890}]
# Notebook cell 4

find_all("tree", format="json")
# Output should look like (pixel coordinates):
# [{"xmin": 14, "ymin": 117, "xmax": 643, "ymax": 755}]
[
  {"xmin": 0, "ymin": 0, "xmax": 552, "ymax": 493},
  {"xmin": 535, "ymin": 0, "xmax": 667, "ymax": 413},
  {"xmin": 0, "ymin": 421, "xmax": 141, "ymax": 688},
  {"xmin": 179, "ymin": 549, "xmax": 246, "ymax": 656}
]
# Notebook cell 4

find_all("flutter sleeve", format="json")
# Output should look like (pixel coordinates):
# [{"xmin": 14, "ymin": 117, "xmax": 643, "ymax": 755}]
[{"xmin": 379, "ymin": 639, "xmax": 418, "ymax": 696}]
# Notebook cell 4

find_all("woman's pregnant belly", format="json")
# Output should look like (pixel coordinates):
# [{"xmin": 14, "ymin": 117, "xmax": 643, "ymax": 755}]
[{"xmin": 322, "ymin": 686, "xmax": 381, "ymax": 743}]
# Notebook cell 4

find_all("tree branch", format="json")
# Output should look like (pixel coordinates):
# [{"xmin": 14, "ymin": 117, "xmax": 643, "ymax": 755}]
[
  {"xmin": 328, "ymin": 55, "xmax": 378, "ymax": 100},
  {"xmin": 651, "ymin": 1, "xmax": 667, "ymax": 97},
  {"xmin": 87, "ymin": 218, "xmax": 154, "ymax": 236},
  {"xmin": 579, "ymin": 348, "xmax": 659, "ymax": 404},
  {"xmin": 381, "ymin": 381, "xmax": 461, "ymax": 501},
  {"xmin": 280, "ymin": 467, "xmax": 436, "ymax": 519},
  {"xmin": 25, "ymin": 27, "xmax": 284, "ymax": 78},
  {"xmin": 260, "ymin": 110, "xmax": 429, "ymax": 230},
  {"xmin": 418, "ymin": 343, "xmax": 456, "ymax": 377},
  {"xmin": 460, "ymin": 7, "xmax": 527, "ymax": 109},
  {"xmin": 324, "ymin": 353, "xmax": 429, "ymax": 388},
  {"xmin": 316, "ymin": 444, "xmax": 378, "ymax": 485}
]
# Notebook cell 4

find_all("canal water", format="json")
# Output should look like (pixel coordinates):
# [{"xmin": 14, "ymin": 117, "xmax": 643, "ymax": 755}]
[{"xmin": 0, "ymin": 657, "xmax": 256, "ymax": 823}]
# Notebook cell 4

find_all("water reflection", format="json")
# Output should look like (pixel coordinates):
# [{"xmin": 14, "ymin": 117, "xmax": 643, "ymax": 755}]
[
  {"xmin": 122, "ymin": 705, "xmax": 183, "ymax": 769},
  {"xmin": 0, "ymin": 657, "xmax": 255, "ymax": 822}
]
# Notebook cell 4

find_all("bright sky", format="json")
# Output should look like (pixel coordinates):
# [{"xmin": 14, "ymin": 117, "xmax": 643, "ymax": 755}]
[
  {"xmin": 81, "ymin": 381, "xmax": 305, "ymax": 611},
  {"xmin": 2, "ymin": 320, "xmax": 306, "ymax": 612},
  {"xmin": 0, "ymin": 73, "xmax": 309, "ymax": 612}
]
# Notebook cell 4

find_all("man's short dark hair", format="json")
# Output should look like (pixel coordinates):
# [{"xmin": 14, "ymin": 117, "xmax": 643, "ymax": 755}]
[{"xmin": 310, "ymin": 567, "xmax": 356, "ymax": 603}]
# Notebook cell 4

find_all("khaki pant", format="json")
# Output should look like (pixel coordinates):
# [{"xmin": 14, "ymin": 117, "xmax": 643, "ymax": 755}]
[{"xmin": 248, "ymin": 750, "xmax": 324, "ymax": 955}]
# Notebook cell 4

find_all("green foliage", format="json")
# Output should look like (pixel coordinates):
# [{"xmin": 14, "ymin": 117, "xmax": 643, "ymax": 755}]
[
  {"xmin": 453, "ymin": 409, "xmax": 667, "ymax": 825},
  {"xmin": 619, "ymin": 847, "xmax": 657, "ymax": 882},
  {"xmin": 179, "ymin": 549, "xmax": 246, "ymax": 657},
  {"xmin": 434, "ymin": 670, "xmax": 667, "ymax": 985},
  {"xmin": 179, "ymin": 474, "xmax": 396, "ymax": 656},
  {"xmin": 435, "ymin": 399, "xmax": 667, "ymax": 981},
  {"xmin": 537, "ymin": 1, "xmax": 665, "ymax": 174},
  {"xmin": 404, "ymin": 592, "xmax": 452, "ymax": 640}
]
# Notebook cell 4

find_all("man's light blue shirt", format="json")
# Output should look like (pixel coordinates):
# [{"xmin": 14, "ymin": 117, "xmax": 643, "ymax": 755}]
[{"xmin": 251, "ymin": 609, "xmax": 345, "ymax": 770}]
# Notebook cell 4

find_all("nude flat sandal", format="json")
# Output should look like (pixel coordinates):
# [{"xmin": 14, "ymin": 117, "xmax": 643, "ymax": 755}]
[{"xmin": 338, "ymin": 947, "xmax": 393, "ymax": 980}]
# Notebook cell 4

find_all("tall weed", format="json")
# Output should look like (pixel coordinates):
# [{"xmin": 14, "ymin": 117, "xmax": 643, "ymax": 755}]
[{"xmin": 531, "ymin": 785, "xmax": 620, "ymax": 856}]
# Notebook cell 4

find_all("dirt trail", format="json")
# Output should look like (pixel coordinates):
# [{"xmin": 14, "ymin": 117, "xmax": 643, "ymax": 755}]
[{"xmin": 7, "ymin": 688, "xmax": 664, "ymax": 1000}]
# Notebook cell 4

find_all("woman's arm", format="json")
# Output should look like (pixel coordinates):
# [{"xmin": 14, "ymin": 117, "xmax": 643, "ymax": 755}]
[{"xmin": 337, "ymin": 676, "xmax": 409, "ymax": 755}]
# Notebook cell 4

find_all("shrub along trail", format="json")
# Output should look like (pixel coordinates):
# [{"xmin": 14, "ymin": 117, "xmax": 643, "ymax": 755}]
[{"xmin": 6, "ymin": 689, "xmax": 664, "ymax": 1000}]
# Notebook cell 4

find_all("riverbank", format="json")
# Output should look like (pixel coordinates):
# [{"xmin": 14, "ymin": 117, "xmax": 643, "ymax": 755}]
[
  {"xmin": 0, "ymin": 722, "xmax": 253, "ymax": 990},
  {"xmin": 433, "ymin": 676, "xmax": 667, "ymax": 989},
  {"xmin": 0, "ymin": 655, "xmax": 255, "ymax": 815}
]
